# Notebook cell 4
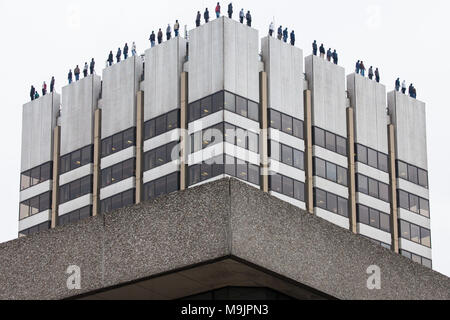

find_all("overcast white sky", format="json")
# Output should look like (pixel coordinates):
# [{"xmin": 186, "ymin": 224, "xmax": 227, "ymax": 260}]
[{"xmin": 0, "ymin": 0, "xmax": 448, "ymax": 277}]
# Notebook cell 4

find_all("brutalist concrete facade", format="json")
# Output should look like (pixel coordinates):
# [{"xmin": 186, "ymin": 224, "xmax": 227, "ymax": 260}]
[{"xmin": 2, "ymin": 179, "xmax": 449, "ymax": 300}]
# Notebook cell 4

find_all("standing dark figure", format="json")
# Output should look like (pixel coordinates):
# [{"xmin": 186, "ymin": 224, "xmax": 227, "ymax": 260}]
[
  {"xmin": 246, "ymin": 11, "xmax": 252, "ymax": 27},
  {"xmin": 319, "ymin": 44, "xmax": 325, "ymax": 58},
  {"xmin": 204, "ymin": 8, "xmax": 210, "ymax": 23},
  {"xmin": 228, "ymin": 3, "xmax": 233, "ymax": 18},
  {"xmin": 290, "ymin": 30, "xmax": 295, "ymax": 46},
  {"xmin": 196, "ymin": 11, "xmax": 201, "ymax": 27},
  {"xmin": 50, "ymin": 77, "xmax": 55, "ymax": 93},
  {"xmin": 368, "ymin": 66, "xmax": 374, "ymax": 80},
  {"xmin": 332, "ymin": 50, "xmax": 338, "ymax": 65},
  {"xmin": 42, "ymin": 82, "xmax": 47, "ymax": 96},
  {"xmin": 360, "ymin": 61, "xmax": 366, "ymax": 77},
  {"xmin": 355, "ymin": 60, "xmax": 360, "ymax": 74},
  {"xmin": 312, "ymin": 40, "xmax": 318, "ymax": 55},
  {"xmin": 123, "ymin": 43, "xmax": 129, "ymax": 60},
  {"xmin": 68, "ymin": 70, "xmax": 73, "ymax": 84},
  {"xmin": 116, "ymin": 48, "xmax": 122, "ymax": 63},
  {"xmin": 395, "ymin": 78, "xmax": 400, "ymax": 91},
  {"xmin": 326, "ymin": 48, "xmax": 332, "ymax": 61},
  {"xmin": 90, "ymin": 58, "xmax": 95, "ymax": 75},
  {"xmin": 375, "ymin": 68, "xmax": 380, "ymax": 83},
  {"xmin": 150, "ymin": 31, "xmax": 156, "ymax": 47},
  {"xmin": 108, "ymin": 52, "xmax": 113, "ymax": 66},
  {"xmin": 277, "ymin": 26, "xmax": 283, "ymax": 40},
  {"xmin": 75, "ymin": 65, "xmax": 81, "ymax": 80},
  {"xmin": 239, "ymin": 9, "xmax": 244, "ymax": 23},
  {"xmin": 30, "ymin": 86, "xmax": 35, "ymax": 101},
  {"xmin": 157, "ymin": 29, "xmax": 163, "ymax": 44}
]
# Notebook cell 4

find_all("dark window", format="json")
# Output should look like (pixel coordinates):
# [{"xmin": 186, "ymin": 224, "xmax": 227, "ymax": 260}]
[
  {"xmin": 70, "ymin": 179, "xmax": 81, "ymax": 200},
  {"xmin": 81, "ymin": 146, "xmax": 92, "ymax": 165},
  {"xmin": 315, "ymin": 189, "xmax": 327, "ymax": 209},
  {"xmin": 154, "ymin": 177, "xmax": 166, "ymax": 197},
  {"xmin": 156, "ymin": 145, "xmax": 167, "ymax": 167},
  {"xmin": 224, "ymin": 92, "xmax": 236, "ymax": 113},
  {"xmin": 380, "ymin": 213, "xmax": 390, "ymax": 232},
  {"xmin": 397, "ymin": 161, "xmax": 408, "ymax": 180},
  {"xmin": 20, "ymin": 171, "xmax": 31, "ymax": 191},
  {"xmin": 71, "ymin": 150, "xmax": 81, "ymax": 170},
  {"xmin": 40, "ymin": 163, "xmax": 51, "ymax": 183},
  {"xmin": 410, "ymin": 224, "xmax": 420, "ymax": 243},
  {"xmin": 293, "ymin": 119, "xmax": 303, "ymax": 140},
  {"xmin": 357, "ymin": 175, "xmax": 368, "ymax": 194},
  {"xmin": 326, "ymin": 162, "xmax": 337, "ymax": 182},
  {"xmin": 236, "ymin": 96, "xmax": 248, "ymax": 118},
  {"xmin": 248, "ymin": 101, "xmax": 259, "ymax": 122},
  {"xmin": 293, "ymin": 150, "xmax": 304, "ymax": 170},
  {"xmin": 269, "ymin": 110, "xmax": 281, "ymax": 130},
  {"xmin": 326, "ymin": 193, "xmax": 338, "ymax": 214},
  {"xmin": 101, "ymin": 198, "xmax": 111, "ymax": 214},
  {"xmin": 270, "ymin": 174, "xmax": 282, "ymax": 194},
  {"xmin": 79, "ymin": 206, "xmax": 91, "ymax": 220},
  {"xmin": 189, "ymin": 101, "xmax": 201, "ymax": 122},
  {"xmin": 281, "ymin": 145, "xmax": 293, "ymax": 166},
  {"xmin": 400, "ymin": 220, "xmax": 410, "ymax": 240},
  {"xmin": 325, "ymin": 132, "xmax": 336, "ymax": 152},
  {"xmin": 167, "ymin": 173, "xmax": 179, "ymax": 194},
  {"xmin": 144, "ymin": 181, "xmax": 155, "ymax": 200},
  {"xmin": 29, "ymin": 196, "xmax": 39, "ymax": 215},
  {"xmin": 112, "ymin": 134, "xmax": 123, "ymax": 154},
  {"xmin": 201, "ymin": 163, "xmax": 212, "ymax": 181},
  {"xmin": 409, "ymin": 194, "xmax": 419, "ymax": 214},
  {"xmin": 111, "ymin": 163, "xmax": 123, "ymax": 184},
  {"xmin": 189, "ymin": 165, "xmax": 200, "ymax": 186},
  {"xmin": 282, "ymin": 176, "xmax": 294, "ymax": 198},
  {"xmin": 122, "ymin": 190, "xmax": 134, "ymax": 208},
  {"xmin": 39, "ymin": 192, "xmax": 51, "ymax": 212},
  {"xmin": 145, "ymin": 119, "xmax": 156, "ymax": 140},
  {"xmin": 294, "ymin": 181, "xmax": 304, "ymax": 201},
  {"xmin": 60, "ymin": 154, "xmax": 71, "ymax": 174},
  {"xmin": 313, "ymin": 127, "xmax": 325, "ymax": 148},
  {"xmin": 421, "ymin": 228, "xmax": 431, "ymax": 247},
  {"xmin": 337, "ymin": 166, "xmax": 348, "ymax": 186},
  {"xmin": 368, "ymin": 178, "xmax": 378, "ymax": 198},
  {"xmin": 167, "ymin": 141, "xmax": 179, "ymax": 162},
  {"xmin": 356, "ymin": 144, "xmax": 367, "ymax": 164},
  {"xmin": 369, "ymin": 208, "xmax": 380, "ymax": 229},
  {"xmin": 281, "ymin": 114, "xmax": 293, "ymax": 135},
  {"xmin": 398, "ymin": 190, "xmax": 409, "ymax": 210},
  {"xmin": 155, "ymin": 114, "xmax": 167, "ymax": 136},
  {"xmin": 123, "ymin": 159, "xmax": 135, "ymax": 178},
  {"xmin": 201, "ymin": 96, "xmax": 212, "ymax": 118},
  {"xmin": 418, "ymin": 169, "xmax": 428, "ymax": 188},
  {"xmin": 30, "ymin": 167, "xmax": 40, "ymax": 185},
  {"xmin": 248, "ymin": 132, "xmax": 259, "ymax": 153},
  {"xmin": 336, "ymin": 136, "xmax": 347, "ymax": 156},
  {"xmin": 111, "ymin": 193, "xmax": 122, "ymax": 211},
  {"xmin": 224, "ymin": 123, "xmax": 235, "ymax": 145},
  {"xmin": 368, "ymin": 149, "xmax": 378, "ymax": 168},
  {"xmin": 144, "ymin": 150, "xmax": 156, "ymax": 171},
  {"xmin": 224, "ymin": 155, "xmax": 236, "ymax": 177},
  {"xmin": 236, "ymin": 159, "xmax": 248, "ymax": 181},
  {"xmin": 378, "ymin": 153, "xmax": 388, "ymax": 173},
  {"xmin": 379, "ymin": 183, "xmax": 389, "ymax": 203},
  {"xmin": 248, "ymin": 164, "xmax": 260, "ymax": 185},
  {"xmin": 315, "ymin": 158, "xmax": 326, "ymax": 178},
  {"xmin": 408, "ymin": 165, "xmax": 418, "ymax": 184},
  {"xmin": 212, "ymin": 157, "xmax": 225, "ymax": 178},
  {"xmin": 212, "ymin": 91, "xmax": 224, "ymax": 113},
  {"xmin": 124, "ymin": 128, "xmax": 135, "ymax": 149},
  {"xmin": 420, "ymin": 198, "xmax": 430, "ymax": 218},
  {"xmin": 358, "ymin": 205, "xmax": 369, "ymax": 225},
  {"xmin": 80, "ymin": 175, "xmax": 91, "ymax": 195},
  {"xmin": 401, "ymin": 250, "xmax": 412, "ymax": 259}
]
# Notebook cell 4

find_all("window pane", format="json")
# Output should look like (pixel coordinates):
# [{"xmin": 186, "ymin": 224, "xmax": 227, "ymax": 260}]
[
  {"xmin": 401, "ymin": 221, "xmax": 411, "ymax": 240},
  {"xmin": 102, "ymin": 138, "xmax": 111, "ymax": 157},
  {"xmin": 419, "ymin": 198, "xmax": 430, "ymax": 218},
  {"xmin": 144, "ymin": 182, "xmax": 155, "ymax": 201},
  {"xmin": 336, "ymin": 136, "xmax": 347, "ymax": 156},
  {"xmin": 101, "ymin": 167, "xmax": 110, "ymax": 187},
  {"xmin": 212, "ymin": 91, "xmax": 224, "ymax": 113},
  {"xmin": 368, "ymin": 149, "xmax": 378, "ymax": 168},
  {"xmin": 61, "ymin": 155, "xmax": 71, "ymax": 174},
  {"xmin": 166, "ymin": 142, "xmax": 178, "ymax": 162},
  {"xmin": 281, "ymin": 114, "xmax": 293, "ymax": 135},
  {"xmin": 79, "ymin": 206, "xmax": 91, "ymax": 220},
  {"xmin": 166, "ymin": 110, "xmax": 179, "ymax": 132},
  {"xmin": 155, "ymin": 114, "xmax": 167, "ymax": 136},
  {"xmin": 269, "ymin": 110, "xmax": 281, "ymax": 130},
  {"xmin": 411, "ymin": 254, "xmax": 422, "ymax": 264},
  {"xmin": 123, "ymin": 159, "xmax": 134, "ymax": 178},
  {"xmin": 111, "ymin": 194, "xmax": 122, "ymax": 210},
  {"xmin": 236, "ymin": 96, "xmax": 248, "ymax": 118},
  {"xmin": 40, "ymin": 163, "xmax": 51, "ymax": 183},
  {"xmin": 237, "ymin": 159, "xmax": 248, "ymax": 181},
  {"xmin": 60, "ymin": 185, "xmax": 70, "ymax": 203},
  {"xmin": 379, "ymin": 183, "xmax": 389, "ymax": 203},
  {"xmin": 422, "ymin": 258, "xmax": 432, "ymax": 269},
  {"xmin": 70, "ymin": 180, "xmax": 81, "ymax": 199},
  {"xmin": 235, "ymin": 128, "xmax": 247, "ymax": 149},
  {"xmin": 224, "ymin": 156, "xmax": 236, "ymax": 177},
  {"xmin": 248, "ymin": 101, "xmax": 259, "ymax": 122},
  {"xmin": 156, "ymin": 145, "xmax": 167, "ymax": 167},
  {"xmin": 315, "ymin": 189, "xmax": 327, "ymax": 209},
  {"xmin": 401, "ymin": 250, "xmax": 412, "ymax": 259},
  {"xmin": 356, "ymin": 144, "xmax": 367, "ymax": 164},
  {"xmin": 358, "ymin": 205, "xmax": 369, "ymax": 225},
  {"xmin": 167, "ymin": 173, "xmax": 179, "ymax": 194},
  {"xmin": 20, "ymin": 201, "xmax": 29, "ymax": 220},
  {"xmin": 155, "ymin": 177, "xmax": 166, "ymax": 197},
  {"xmin": 369, "ymin": 209, "xmax": 380, "ymax": 229},
  {"xmin": 421, "ymin": 228, "xmax": 431, "ymax": 247},
  {"xmin": 294, "ymin": 181, "xmax": 304, "ymax": 201},
  {"xmin": 201, "ymin": 163, "xmax": 212, "ymax": 181},
  {"xmin": 325, "ymin": 132, "xmax": 336, "ymax": 152},
  {"xmin": 293, "ymin": 150, "xmax": 304, "ymax": 170},
  {"xmin": 338, "ymin": 197, "xmax": 348, "ymax": 217},
  {"xmin": 224, "ymin": 123, "xmax": 235, "ymax": 145},
  {"xmin": 281, "ymin": 145, "xmax": 293, "ymax": 166},
  {"xmin": 327, "ymin": 193, "xmax": 338, "ymax": 214},
  {"xmin": 398, "ymin": 190, "xmax": 409, "ymax": 210},
  {"xmin": 248, "ymin": 132, "xmax": 259, "ymax": 153},
  {"xmin": 326, "ymin": 162, "xmax": 337, "ymax": 182},
  {"xmin": 101, "ymin": 198, "xmax": 111, "ymax": 214},
  {"xmin": 410, "ymin": 224, "xmax": 420, "ymax": 243},
  {"xmin": 201, "ymin": 96, "xmax": 212, "ymax": 118},
  {"xmin": 123, "ymin": 128, "xmax": 136, "ymax": 148},
  {"xmin": 337, "ymin": 166, "xmax": 347, "ymax": 186},
  {"xmin": 145, "ymin": 120, "xmax": 156, "ymax": 140},
  {"xmin": 408, "ymin": 165, "xmax": 418, "ymax": 184},
  {"xmin": 21, "ymin": 171, "xmax": 31, "ymax": 190},
  {"xmin": 80, "ymin": 176, "xmax": 91, "ymax": 195},
  {"xmin": 315, "ymin": 158, "xmax": 326, "ymax": 178},
  {"xmin": 282, "ymin": 176, "xmax": 294, "ymax": 198},
  {"xmin": 224, "ymin": 92, "xmax": 236, "ymax": 113},
  {"xmin": 212, "ymin": 157, "xmax": 225, "ymax": 178},
  {"xmin": 270, "ymin": 140, "xmax": 280, "ymax": 161},
  {"xmin": 122, "ymin": 190, "xmax": 134, "ymax": 208},
  {"xmin": 28, "ymin": 197, "xmax": 39, "ymax": 215},
  {"xmin": 368, "ymin": 178, "xmax": 379, "ymax": 198},
  {"xmin": 112, "ymin": 163, "xmax": 123, "ymax": 184},
  {"xmin": 409, "ymin": 194, "xmax": 419, "ymax": 214},
  {"xmin": 248, "ymin": 164, "xmax": 260, "ymax": 186},
  {"xmin": 379, "ymin": 213, "xmax": 390, "ymax": 232},
  {"xmin": 270, "ymin": 174, "xmax": 282, "ymax": 193},
  {"xmin": 31, "ymin": 167, "xmax": 40, "ymax": 186},
  {"xmin": 378, "ymin": 153, "xmax": 388, "ymax": 172},
  {"xmin": 418, "ymin": 169, "xmax": 428, "ymax": 188},
  {"xmin": 145, "ymin": 150, "xmax": 156, "ymax": 171},
  {"xmin": 112, "ymin": 133, "xmax": 123, "ymax": 153},
  {"xmin": 397, "ymin": 161, "xmax": 408, "ymax": 180},
  {"xmin": 357, "ymin": 175, "xmax": 368, "ymax": 194},
  {"xmin": 293, "ymin": 119, "xmax": 303, "ymax": 139}
]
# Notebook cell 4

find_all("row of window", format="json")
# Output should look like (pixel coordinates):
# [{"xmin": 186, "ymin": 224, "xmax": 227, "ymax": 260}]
[
  {"xmin": 100, "ymin": 189, "xmax": 135, "ymax": 214},
  {"xmin": 401, "ymin": 250, "xmax": 432, "ymax": 269},
  {"xmin": 19, "ymin": 192, "xmax": 52, "ymax": 220},
  {"xmin": 314, "ymin": 157, "xmax": 347, "ymax": 187},
  {"xmin": 270, "ymin": 140, "xmax": 304, "ymax": 171},
  {"xmin": 58, "ymin": 206, "xmax": 91, "ymax": 226},
  {"xmin": 101, "ymin": 127, "xmax": 136, "ymax": 158},
  {"xmin": 362, "ymin": 235, "xmax": 391, "ymax": 250},
  {"xmin": 191, "ymin": 123, "xmax": 259, "ymax": 154},
  {"xmin": 398, "ymin": 190, "xmax": 430, "ymax": 218},
  {"xmin": 144, "ymin": 141, "xmax": 179, "ymax": 172},
  {"xmin": 189, "ymin": 155, "xmax": 260, "ymax": 187},
  {"xmin": 356, "ymin": 174, "xmax": 390, "ymax": 203},
  {"xmin": 101, "ymin": 158, "xmax": 135, "ymax": 188},
  {"xmin": 357, "ymin": 204, "xmax": 390, "ymax": 233},
  {"xmin": 59, "ymin": 175, "xmax": 92, "ymax": 205},
  {"xmin": 143, "ymin": 172, "xmax": 179, "ymax": 202},
  {"xmin": 314, "ymin": 188, "xmax": 349, "ymax": 218},
  {"xmin": 144, "ymin": 109, "xmax": 179, "ymax": 141},
  {"xmin": 355, "ymin": 144, "xmax": 388, "ymax": 173},
  {"xmin": 397, "ymin": 160, "xmax": 429, "ymax": 189},
  {"xmin": 270, "ymin": 173, "xmax": 305, "ymax": 202},
  {"xmin": 60, "ymin": 145, "xmax": 93, "ymax": 175},
  {"xmin": 19, "ymin": 222, "xmax": 50, "ymax": 238},
  {"xmin": 269, "ymin": 109, "xmax": 304, "ymax": 140},
  {"xmin": 399, "ymin": 220, "xmax": 431, "ymax": 248},
  {"xmin": 189, "ymin": 91, "xmax": 260, "ymax": 123},
  {"xmin": 20, "ymin": 162, "xmax": 52, "ymax": 191},
  {"xmin": 313, "ymin": 127, "xmax": 347, "ymax": 157}
]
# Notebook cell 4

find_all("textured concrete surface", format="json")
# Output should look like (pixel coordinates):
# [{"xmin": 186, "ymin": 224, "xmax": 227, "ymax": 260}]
[
  {"xmin": 21, "ymin": 93, "xmax": 60, "ymax": 172},
  {"xmin": 188, "ymin": 16, "xmax": 260, "ymax": 103},
  {"xmin": 1, "ymin": 178, "xmax": 449, "ymax": 300},
  {"xmin": 388, "ymin": 91, "xmax": 428, "ymax": 170},
  {"xmin": 101, "ymin": 55, "xmax": 143, "ymax": 138}
]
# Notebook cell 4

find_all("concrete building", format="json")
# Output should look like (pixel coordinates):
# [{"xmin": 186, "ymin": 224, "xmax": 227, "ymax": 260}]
[{"xmin": 17, "ymin": 13, "xmax": 433, "ymax": 285}]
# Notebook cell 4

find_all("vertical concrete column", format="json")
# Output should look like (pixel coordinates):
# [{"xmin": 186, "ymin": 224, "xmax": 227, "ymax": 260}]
[
  {"xmin": 260, "ymin": 71, "xmax": 269, "ymax": 193},
  {"xmin": 388, "ymin": 124, "xmax": 399, "ymax": 253},
  {"xmin": 180, "ymin": 72, "xmax": 188, "ymax": 191},
  {"xmin": 51, "ymin": 126, "xmax": 61, "ymax": 229},
  {"xmin": 135, "ymin": 91, "xmax": 144, "ymax": 203},
  {"xmin": 92, "ymin": 109, "xmax": 102, "ymax": 216},
  {"xmin": 347, "ymin": 107, "xmax": 357, "ymax": 234},
  {"xmin": 304, "ymin": 89, "xmax": 314, "ymax": 215}
]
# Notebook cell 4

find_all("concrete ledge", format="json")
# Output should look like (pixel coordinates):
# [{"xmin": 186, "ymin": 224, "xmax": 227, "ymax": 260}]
[{"xmin": 0, "ymin": 178, "xmax": 449, "ymax": 300}]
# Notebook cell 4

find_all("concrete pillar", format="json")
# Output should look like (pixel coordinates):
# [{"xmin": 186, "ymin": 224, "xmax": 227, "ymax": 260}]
[
  {"xmin": 304, "ymin": 89, "xmax": 313, "ymax": 215},
  {"xmin": 180, "ymin": 72, "xmax": 188, "ymax": 191},
  {"xmin": 51, "ymin": 126, "xmax": 61, "ymax": 229},
  {"xmin": 135, "ymin": 91, "xmax": 144, "ymax": 204},
  {"xmin": 347, "ymin": 107, "xmax": 357, "ymax": 234},
  {"xmin": 92, "ymin": 109, "xmax": 102, "ymax": 216},
  {"xmin": 388, "ymin": 124, "xmax": 399, "ymax": 253},
  {"xmin": 260, "ymin": 71, "xmax": 269, "ymax": 193}
]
